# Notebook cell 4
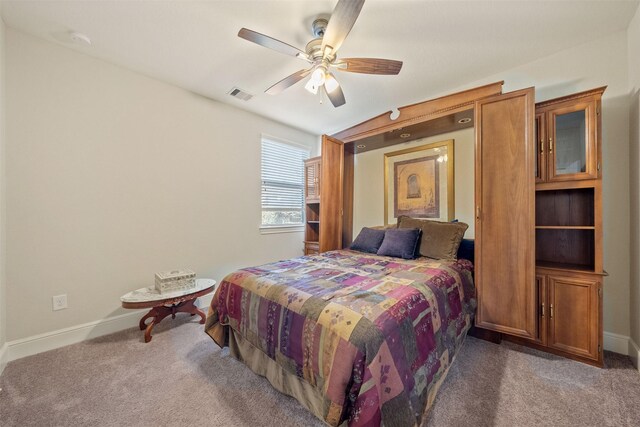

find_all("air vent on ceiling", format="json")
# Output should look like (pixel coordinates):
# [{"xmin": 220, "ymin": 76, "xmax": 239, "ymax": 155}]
[{"xmin": 228, "ymin": 87, "xmax": 253, "ymax": 101}]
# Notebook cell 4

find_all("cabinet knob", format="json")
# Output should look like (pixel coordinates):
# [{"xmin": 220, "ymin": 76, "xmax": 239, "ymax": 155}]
[
  {"xmin": 541, "ymin": 303, "xmax": 545, "ymax": 317},
  {"xmin": 549, "ymin": 138, "xmax": 553, "ymax": 153},
  {"xmin": 550, "ymin": 303, "xmax": 554, "ymax": 319}
]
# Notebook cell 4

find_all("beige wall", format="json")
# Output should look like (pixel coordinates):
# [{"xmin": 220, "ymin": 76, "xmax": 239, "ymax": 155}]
[
  {"xmin": 353, "ymin": 128, "xmax": 475, "ymax": 238},
  {"xmin": 628, "ymin": 5, "xmax": 640, "ymax": 355},
  {"xmin": 4, "ymin": 29, "xmax": 317, "ymax": 341}
]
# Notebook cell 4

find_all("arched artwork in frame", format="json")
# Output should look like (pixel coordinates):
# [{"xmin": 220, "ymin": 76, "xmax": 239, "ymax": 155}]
[{"xmin": 383, "ymin": 139, "xmax": 454, "ymax": 225}]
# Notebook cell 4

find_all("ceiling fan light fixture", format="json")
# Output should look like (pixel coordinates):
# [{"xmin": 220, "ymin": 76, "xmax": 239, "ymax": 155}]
[
  {"xmin": 305, "ymin": 78, "xmax": 320, "ymax": 95},
  {"xmin": 325, "ymin": 74, "xmax": 340, "ymax": 93},
  {"xmin": 306, "ymin": 66, "xmax": 329, "ymax": 95},
  {"xmin": 310, "ymin": 67, "xmax": 327, "ymax": 86}
]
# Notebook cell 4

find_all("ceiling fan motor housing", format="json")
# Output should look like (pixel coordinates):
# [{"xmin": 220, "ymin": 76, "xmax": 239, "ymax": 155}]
[{"xmin": 305, "ymin": 38, "xmax": 324, "ymax": 61}]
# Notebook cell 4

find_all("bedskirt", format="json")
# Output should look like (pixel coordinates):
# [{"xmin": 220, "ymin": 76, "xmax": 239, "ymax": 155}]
[{"xmin": 227, "ymin": 327, "xmax": 466, "ymax": 427}]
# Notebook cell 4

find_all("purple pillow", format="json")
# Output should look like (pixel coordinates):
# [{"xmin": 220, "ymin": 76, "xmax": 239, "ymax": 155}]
[
  {"xmin": 377, "ymin": 228, "xmax": 421, "ymax": 260},
  {"xmin": 350, "ymin": 227, "xmax": 386, "ymax": 253}
]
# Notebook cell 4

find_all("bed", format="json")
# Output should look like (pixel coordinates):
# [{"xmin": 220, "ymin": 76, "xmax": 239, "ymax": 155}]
[{"xmin": 205, "ymin": 248, "xmax": 475, "ymax": 426}]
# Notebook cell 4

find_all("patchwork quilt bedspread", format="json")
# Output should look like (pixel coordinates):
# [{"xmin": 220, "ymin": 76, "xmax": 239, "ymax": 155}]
[{"xmin": 205, "ymin": 250, "xmax": 475, "ymax": 426}]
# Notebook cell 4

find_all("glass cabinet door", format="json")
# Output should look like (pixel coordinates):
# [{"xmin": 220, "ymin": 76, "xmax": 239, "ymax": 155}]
[{"xmin": 548, "ymin": 101, "xmax": 597, "ymax": 181}]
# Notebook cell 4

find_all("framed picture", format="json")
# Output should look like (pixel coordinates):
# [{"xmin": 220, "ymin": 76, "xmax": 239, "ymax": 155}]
[{"xmin": 384, "ymin": 139, "xmax": 454, "ymax": 225}]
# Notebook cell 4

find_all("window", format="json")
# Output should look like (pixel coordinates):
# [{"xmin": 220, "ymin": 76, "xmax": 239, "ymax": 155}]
[{"xmin": 261, "ymin": 137, "xmax": 310, "ymax": 229}]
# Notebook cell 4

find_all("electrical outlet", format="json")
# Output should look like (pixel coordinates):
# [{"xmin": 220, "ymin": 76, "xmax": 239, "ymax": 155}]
[{"xmin": 52, "ymin": 294, "xmax": 67, "ymax": 311}]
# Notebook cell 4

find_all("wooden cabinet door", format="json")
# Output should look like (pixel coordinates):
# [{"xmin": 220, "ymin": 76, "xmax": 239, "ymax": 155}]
[
  {"xmin": 534, "ymin": 274, "xmax": 548, "ymax": 345},
  {"xmin": 319, "ymin": 135, "xmax": 344, "ymax": 252},
  {"xmin": 304, "ymin": 158, "xmax": 321, "ymax": 203},
  {"xmin": 535, "ymin": 112, "xmax": 546, "ymax": 183},
  {"xmin": 547, "ymin": 100, "xmax": 598, "ymax": 182},
  {"xmin": 474, "ymin": 88, "xmax": 536, "ymax": 339},
  {"xmin": 547, "ymin": 275, "xmax": 600, "ymax": 360}
]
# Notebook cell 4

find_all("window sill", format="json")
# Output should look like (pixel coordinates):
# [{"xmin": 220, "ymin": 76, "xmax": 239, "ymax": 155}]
[{"xmin": 259, "ymin": 225, "xmax": 305, "ymax": 235}]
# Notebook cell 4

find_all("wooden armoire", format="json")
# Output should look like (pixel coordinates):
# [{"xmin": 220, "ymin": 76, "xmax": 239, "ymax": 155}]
[
  {"xmin": 306, "ymin": 81, "xmax": 605, "ymax": 367},
  {"xmin": 507, "ymin": 87, "xmax": 606, "ymax": 366}
]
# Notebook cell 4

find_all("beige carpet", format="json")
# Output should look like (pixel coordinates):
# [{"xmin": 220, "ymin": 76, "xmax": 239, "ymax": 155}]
[{"xmin": 1, "ymin": 316, "xmax": 639, "ymax": 426}]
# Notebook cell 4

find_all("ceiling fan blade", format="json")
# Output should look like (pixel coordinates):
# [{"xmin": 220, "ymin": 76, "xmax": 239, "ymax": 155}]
[
  {"xmin": 324, "ymin": 73, "xmax": 346, "ymax": 107},
  {"xmin": 238, "ymin": 28, "xmax": 310, "ymax": 61},
  {"xmin": 321, "ymin": 0, "xmax": 365, "ymax": 57},
  {"xmin": 265, "ymin": 68, "xmax": 312, "ymax": 95},
  {"xmin": 336, "ymin": 58, "xmax": 403, "ymax": 75}
]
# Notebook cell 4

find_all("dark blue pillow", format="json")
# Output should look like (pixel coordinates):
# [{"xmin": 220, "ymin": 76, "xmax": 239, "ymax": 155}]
[
  {"xmin": 350, "ymin": 227, "xmax": 386, "ymax": 253},
  {"xmin": 377, "ymin": 228, "xmax": 421, "ymax": 260},
  {"xmin": 457, "ymin": 239, "xmax": 474, "ymax": 262}
]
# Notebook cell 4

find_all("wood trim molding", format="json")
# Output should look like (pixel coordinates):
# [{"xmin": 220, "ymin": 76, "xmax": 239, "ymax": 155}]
[
  {"xmin": 333, "ymin": 81, "xmax": 504, "ymax": 143},
  {"xmin": 535, "ymin": 86, "xmax": 606, "ymax": 109}
]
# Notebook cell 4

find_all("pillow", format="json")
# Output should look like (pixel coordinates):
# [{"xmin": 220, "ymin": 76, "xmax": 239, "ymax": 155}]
[
  {"xmin": 397, "ymin": 216, "xmax": 468, "ymax": 260},
  {"xmin": 350, "ymin": 227, "xmax": 386, "ymax": 253},
  {"xmin": 457, "ymin": 239, "xmax": 475, "ymax": 262},
  {"xmin": 369, "ymin": 224, "xmax": 398, "ymax": 230},
  {"xmin": 376, "ymin": 228, "xmax": 421, "ymax": 259}
]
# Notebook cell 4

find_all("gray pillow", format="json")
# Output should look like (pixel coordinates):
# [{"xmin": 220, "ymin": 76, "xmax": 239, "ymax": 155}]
[
  {"xmin": 350, "ymin": 227, "xmax": 386, "ymax": 253},
  {"xmin": 377, "ymin": 228, "xmax": 421, "ymax": 260}
]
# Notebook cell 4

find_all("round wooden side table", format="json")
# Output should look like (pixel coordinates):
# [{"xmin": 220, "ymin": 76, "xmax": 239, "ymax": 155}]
[{"xmin": 121, "ymin": 278, "xmax": 216, "ymax": 343}]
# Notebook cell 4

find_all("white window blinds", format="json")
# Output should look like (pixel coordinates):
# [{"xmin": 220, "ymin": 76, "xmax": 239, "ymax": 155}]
[{"xmin": 261, "ymin": 138, "xmax": 310, "ymax": 227}]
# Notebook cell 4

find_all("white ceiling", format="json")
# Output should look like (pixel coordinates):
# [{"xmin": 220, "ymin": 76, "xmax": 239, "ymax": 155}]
[{"xmin": 2, "ymin": 0, "xmax": 638, "ymax": 135}]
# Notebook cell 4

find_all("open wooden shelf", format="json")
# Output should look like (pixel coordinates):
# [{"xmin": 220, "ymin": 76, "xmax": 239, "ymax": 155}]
[
  {"xmin": 536, "ymin": 228, "xmax": 595, "ymax": 271},
  {"xmin": 535, "ymin": 188, "xmax": 594, "ymax": 227}
]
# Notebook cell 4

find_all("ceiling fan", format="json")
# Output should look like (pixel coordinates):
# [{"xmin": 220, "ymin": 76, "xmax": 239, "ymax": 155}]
[{"xmin": 238, "ymin": 0, "xmax": 402, "ymax": 107}]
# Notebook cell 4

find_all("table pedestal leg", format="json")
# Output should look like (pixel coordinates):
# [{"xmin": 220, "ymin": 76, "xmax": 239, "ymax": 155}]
[
  {"xmin": 138, "ymin": 298, "xmax": 207, "ymax": 343},
  {"xmin": 179, "ymin": 299, "xmax": 207, "ymax": 324}
]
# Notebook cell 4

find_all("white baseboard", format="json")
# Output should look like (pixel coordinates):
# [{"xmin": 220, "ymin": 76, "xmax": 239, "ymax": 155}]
[
  {"xmin": 4, "ymin": 295, "xmax": 216, "ymax": 364},
  {"xmin": 0, "ymin": 342, "xmax": 8, "ymax": 376},
  {"xmin": 6, "ymin": 309, "xmax": 145, "ymax": 363},
  {"xmin": 603, "ymin": 331, "xmax": 630, "ymax": 355},
  {"xmin": 196, "ymin": 293, "xmax": 214, "ymax": 311},
  {"xmin": 2, "ymin": 295, "xmax": 630, "ymax": 370},
  {"xmin": 629, "ymin": 338, "xmax": 640, "ymax": 371}
]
